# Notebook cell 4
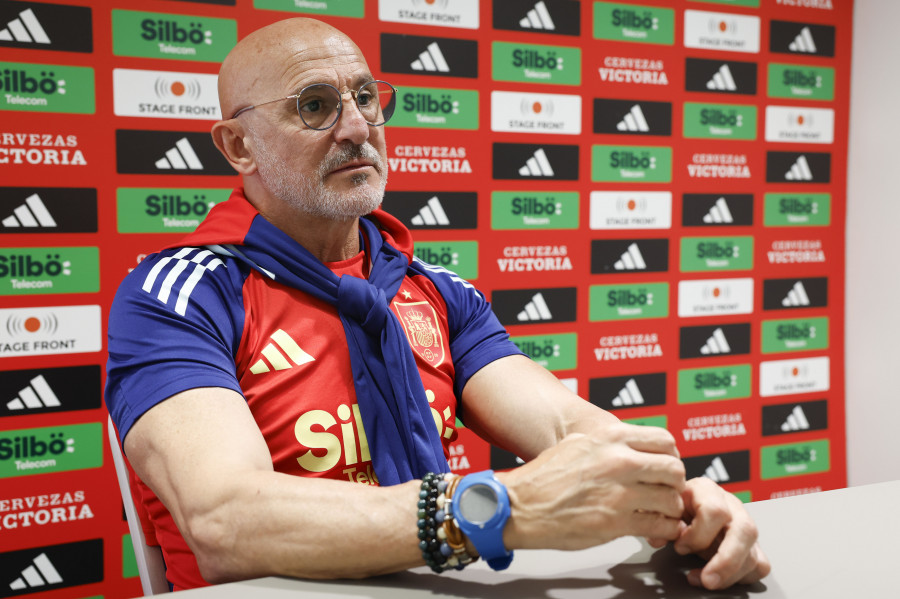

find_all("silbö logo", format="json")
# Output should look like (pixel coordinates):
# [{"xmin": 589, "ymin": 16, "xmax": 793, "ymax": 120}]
[
  {"xmin": 404, "ymin": 91, "xmax": 457, "ymax": 123},
  {"xmin": 513, "ymin": 48, "xmax": 564, "ymax": 71},
  {"xmin": 0, "ymin": 252, "xmax": 69, "ymax": 291},
  {"xmin": 140, "ymin": 18, "xmax": 212, "ymax": 54},
  {"xmin": 414, "ymin": 245, "xmax": 458, "ymax": 269},
  {"xmin": 1, "ymin": 68, "xmax": 65, "ymax": 103},
  {"xmin": 0, "ymin": 431, "xmax": 74, "ymax": 472}
]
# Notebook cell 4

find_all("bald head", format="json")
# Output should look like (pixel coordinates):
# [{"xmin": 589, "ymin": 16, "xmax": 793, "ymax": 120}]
[{"xmin": 218, "ymin": 18, "xmax": 367, "ymax": 120}]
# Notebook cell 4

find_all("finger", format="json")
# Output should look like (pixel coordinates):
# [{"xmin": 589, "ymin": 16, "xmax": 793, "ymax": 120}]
[
  {"xmin": 618, "ymin": 424, "xmax": 680, "ymax": 457},
  {"xmin": 673, "ymin": 491, "xmax": 731, "ymax": 555},
  {"xmin": 698, "ymin": 517, "xmax": 760, "ymax": 589},
  {"xmin": 646, "ymin": 519, "xmax": 688, "ymax": 548},
  {"xmin": 646, "ymin": 537, "xmax": 668, "ymax": 549},
  {"xmin": 737, "ymin": 545, "xmax": 772, "ymax": 584},
  {"xmin": 631, "ymin": 510, "xmax": 682, "ymax": 541},
  {"xmin": 632, "ymin": 484, "xmax": 684, "ymax": 519},
  {"xmin": 632, "ymin": 452, "xmax": 687, "ymax": 490}
]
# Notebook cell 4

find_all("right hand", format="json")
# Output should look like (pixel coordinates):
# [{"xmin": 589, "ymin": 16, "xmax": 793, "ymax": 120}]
[{"xmin": 498, "ymin": 422, "xmax": 686, "ymax": 551}]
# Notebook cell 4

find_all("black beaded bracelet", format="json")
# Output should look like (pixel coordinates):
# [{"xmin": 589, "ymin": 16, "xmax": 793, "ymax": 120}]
[{"xmin": 417, "ymin": 472, "xmax": 477, "ymax": 573}]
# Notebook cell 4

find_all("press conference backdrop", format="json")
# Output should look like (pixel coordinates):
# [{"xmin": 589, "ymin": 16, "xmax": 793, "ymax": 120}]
[{"xmin": 0, "ymin": 0, "xmax": 850, "ymax": 597}]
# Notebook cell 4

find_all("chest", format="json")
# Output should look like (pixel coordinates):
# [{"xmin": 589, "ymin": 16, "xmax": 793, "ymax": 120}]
[{"xmin": 232, "ymin": 271, "xmax": 459, "ymax": 483}]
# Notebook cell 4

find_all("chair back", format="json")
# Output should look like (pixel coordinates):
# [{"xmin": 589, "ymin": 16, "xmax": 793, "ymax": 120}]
[{"xmin": 107, "ymin": 416, "xmax": 170, "ymax": 594}]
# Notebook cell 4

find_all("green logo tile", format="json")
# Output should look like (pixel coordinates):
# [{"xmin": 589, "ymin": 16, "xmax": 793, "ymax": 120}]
[
  {"xmin": 591, "ymin": 145, "xmax": 672, "ymax": 182},
  {"xmin": 117, "ymin": 188, "xmax": 231, "ymax": 233},
  {"xmin": 589, "ymin": 283, "xmax": 669, "ymax": 321},
  {"xmin": 762, "ymin": 317, "xmax": 829, "ymax": 354},
  {"xmin": 761, "ymin": 439, "xmax": 830, "ymax": 480},
  {"xmin": 112, "ymin": 10, "xmax": 237, "ymax": 62},
  {"xmin": 0, "ymin": 423, "xmax": 103, "ymax": 478},
  {"xmin": 511, "ymin": 333, "xmax": 577, "ymax": 371},
  {"xmin": 683, "ymin": 102, "xmax": 757, "ymax": 140},
  {"xmin": 680, "ymin": 237, "xmax": 754, "ymax": 272},
  {"xmin": 677, "ymin": 364, "xmax": 752, "ymax": 403},
  {"xmin": 622, "ymin": 414, "xmax": 668, "ymax": 429},
  {"xmin": 393, "ymin": 87, "xmax": 478, "ymax": 130},
  {"xmin": 491, "ymin": 192, "xmax": 579, "ymax": 230},
  {"xmin": 414, "ymin": 241, "xmax": 478, "ymax": 280},
  {"xmin": 0, "ymin": 247, "xmax": 99, "ymax": 295},
  {"xmin": 732, "ymin": 490, "xmax": 752, "ymax": 503},
  {"xmin": 593, "ymin": 2, "xmax": 674, "ymax": 45},
  {"xmin": 492, "ymin": 41, "xmax": 581, "ymax": 86},
  {"xmin": 768, "ymin": 63, "xmax": 835, "ymax": 101},
  {"xmin": 764, "ymin": 193, "xmax": 831, "ymax": 227},
  {"xmin": 0, "ymin": 62, "xmax": 94, "ymax": 114}
]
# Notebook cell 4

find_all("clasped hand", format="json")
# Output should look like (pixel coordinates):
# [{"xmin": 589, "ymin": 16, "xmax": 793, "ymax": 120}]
[{"xmin": 501, "ymin": 423, "xmax": 770, "ymax": 590}]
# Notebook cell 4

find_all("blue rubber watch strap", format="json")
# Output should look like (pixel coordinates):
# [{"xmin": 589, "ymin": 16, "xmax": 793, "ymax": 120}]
[{"xmin": 454, "ymin": 470, "xmax": 514, "ymax": 571}]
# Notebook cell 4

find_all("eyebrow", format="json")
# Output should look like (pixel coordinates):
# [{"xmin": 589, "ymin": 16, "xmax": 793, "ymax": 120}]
[{"xmin": 290, "ymin": 73, "xmax": 376, "ymax": 96}]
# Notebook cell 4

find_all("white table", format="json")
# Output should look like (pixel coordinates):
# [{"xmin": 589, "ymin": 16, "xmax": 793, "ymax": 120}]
[{"xmin": 174, "ymin": 480, "xmax": 900, "ymax": 598}]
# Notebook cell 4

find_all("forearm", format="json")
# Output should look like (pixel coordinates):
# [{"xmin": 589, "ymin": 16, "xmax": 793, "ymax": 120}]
[
  {"xmin": 462, "ymin": 355, "xmax": 621, "ymax": 459},
  {"xmin": 123, "ymin": 387, "xmax": 427, "ymax": 584},
  {"xmin": 179, "ymin": 472, "xmax": 423, "ymax": 582}
]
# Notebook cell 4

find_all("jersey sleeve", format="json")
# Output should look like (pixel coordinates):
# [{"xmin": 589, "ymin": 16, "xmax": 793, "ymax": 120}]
[
  {"xmin": 411, "ymin": 258, "xmax": 523, "ymax": 400},
  {"xmin": 105, "ymin": 247, "xmax": 248, "ymax": 444}
]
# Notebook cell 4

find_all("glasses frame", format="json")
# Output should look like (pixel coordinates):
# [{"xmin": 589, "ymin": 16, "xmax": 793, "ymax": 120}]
[{"xmin": 230, "ymin": 80, "xmax": 397, "ymax": 130}]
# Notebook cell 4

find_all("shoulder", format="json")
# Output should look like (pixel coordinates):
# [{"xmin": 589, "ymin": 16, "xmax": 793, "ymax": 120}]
[
  {"xmin": 114, "ymin": 246, "xmax": 248, "ymax": 319},
  {"xmin": 410, "ymin": 256, "xmax": 484, "ymax": 300}
]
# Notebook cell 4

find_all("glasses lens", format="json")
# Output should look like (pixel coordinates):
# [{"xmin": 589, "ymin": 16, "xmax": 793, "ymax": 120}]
[
  {"xmin": 358, "ymin": 81, "xmax": 396, "ymax": 126},
  {"xmin": 296, "ymin": 84, "xmax": 341, "ymax": 130}
]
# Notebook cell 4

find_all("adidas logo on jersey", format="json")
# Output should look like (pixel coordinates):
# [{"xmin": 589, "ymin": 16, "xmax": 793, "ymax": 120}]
[
  {"xmin": 410, "ymin": 42, "xmax": 450, "ymax": 72},
  {"xmin": 7, "ymin": 375, "xmax": 60, "ymax": 411},
  {"xmin": 610, "ymin": 378, "xmax": 645, "ymax": 407},
  {"xmin": 517, "ymin": 292, "xmax": 553, "ymax": 321},
  {"xmin": 616, "ymin": 104, "xmax": 650, "ymax": 132},
  {"xmin": 410, "ymin": 196, "xmax": 450, "ymax": 226},
  {"xmin": 519, "ymin": 1, "xmax": 556, "ymax": 30},
  {"xmin": 0, "ymin": 8, "xmax": 50, "ymax": 44},
  {"xmin": 2, "ymin": 193, "xmax": 57, "ymax": 228},
  {"xmin": 250, "ymin": 329, "xmax": 315, "ymax": 374},
  {"xmin": 782, "ymin": 281, "xmax": 811, "ymax": 307},
  {"xmin": 790, "ymin": 27, "xmax": 817, "ymax": 53},
  {"xmin": 785, "ymin": 155, "xmax": 814, "ymax": 181},
  {"xmin": 9, "ymin": 553, "xmax": 63, "ymax": 591},
  {"xmin": 704, "ymin": 456, "xmax": 730, "ymax": 482},
  {"xmin": 706, "ymin": 64, "xmax": 737, "ymax": 91},
  {"xmin": 518, "ymin": 148, "xmax": 555, "ymax": 177},
  {"xmin": 155, "ymin": 137, "xmax": 204, "ymax": 170}
]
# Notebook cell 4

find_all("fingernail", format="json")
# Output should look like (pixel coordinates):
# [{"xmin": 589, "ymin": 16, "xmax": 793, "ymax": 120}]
[
  {"xmin": 705, "ymin": 573, "xmax": 721, "ymax": 589},
  {"xmin": 687, "ymin": 571, "xmax": 702, "ymax": 586}
]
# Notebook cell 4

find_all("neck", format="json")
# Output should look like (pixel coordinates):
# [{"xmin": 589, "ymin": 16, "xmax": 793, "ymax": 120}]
[{"xmin": 245, "ymin": 182, "xmax": 363, "ymax": 263}]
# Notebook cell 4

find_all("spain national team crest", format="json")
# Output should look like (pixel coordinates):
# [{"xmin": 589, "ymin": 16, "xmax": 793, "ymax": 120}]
[{"xmin": 393, "ymin": 301, "xmax": 446, "ymax": 367}]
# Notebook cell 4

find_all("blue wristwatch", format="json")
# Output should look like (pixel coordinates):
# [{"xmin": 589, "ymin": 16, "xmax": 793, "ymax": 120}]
[{"xmin": 452, "ymin": 470, "xmax": 514, "ymax": 570}]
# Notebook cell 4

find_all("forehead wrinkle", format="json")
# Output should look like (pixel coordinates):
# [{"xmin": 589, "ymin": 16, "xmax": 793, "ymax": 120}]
[{"xmin": 279, "ymin": 44, "xmax": 372, "ymax": 94}]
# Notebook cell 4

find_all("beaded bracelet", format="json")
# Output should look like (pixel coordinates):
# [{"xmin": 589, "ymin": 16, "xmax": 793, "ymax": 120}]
[{"xmin": 417, "ymin": 472, "xmax": 477, "ymax": 573}]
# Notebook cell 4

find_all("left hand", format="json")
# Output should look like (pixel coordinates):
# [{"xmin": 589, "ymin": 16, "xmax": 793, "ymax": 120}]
[{"xmin": 648, "ymin": 476, "xmax": 771, "ymax": 590}]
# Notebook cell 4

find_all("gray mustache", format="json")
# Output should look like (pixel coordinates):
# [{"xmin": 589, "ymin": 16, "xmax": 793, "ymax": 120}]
[{"xmin": 320, "ymin": 143, "xmax": 384, "ymax": 176}]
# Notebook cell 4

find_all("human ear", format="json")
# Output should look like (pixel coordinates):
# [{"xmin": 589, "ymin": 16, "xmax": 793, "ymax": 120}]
[{"xmin": 211, "ymin": 119, "xmax": 258, "ymax": 176}]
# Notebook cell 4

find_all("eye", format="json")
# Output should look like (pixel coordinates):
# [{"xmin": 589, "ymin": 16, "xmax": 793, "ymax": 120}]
[
  {"xmin": 299, "ymin": 96, "xmax": 325, "ymax": 114},
  {"xmin": 357, "ymin": 90, "xmax": 375, "ymax": 108}
]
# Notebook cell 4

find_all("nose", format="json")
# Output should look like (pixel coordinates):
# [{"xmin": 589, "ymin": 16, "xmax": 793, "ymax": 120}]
[{"xmin": 331, "ymin": 91, "xmax": 370, "ymax": 146}]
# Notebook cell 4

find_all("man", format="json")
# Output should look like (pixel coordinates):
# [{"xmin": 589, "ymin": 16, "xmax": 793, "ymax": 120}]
[{"xmin": 105, "ymin": 18, "xmax": 769, "ymax": 592}]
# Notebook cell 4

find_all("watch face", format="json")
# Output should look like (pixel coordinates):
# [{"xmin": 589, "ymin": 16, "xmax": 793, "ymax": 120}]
[{"xmin": 458, "ymin": 485, "xmax": 499, "ymax": 524}]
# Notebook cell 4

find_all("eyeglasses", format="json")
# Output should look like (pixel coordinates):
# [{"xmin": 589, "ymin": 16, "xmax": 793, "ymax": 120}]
[{"xmin": 231, "ymin": 80, "xmax": 397, "ymax": 130}]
